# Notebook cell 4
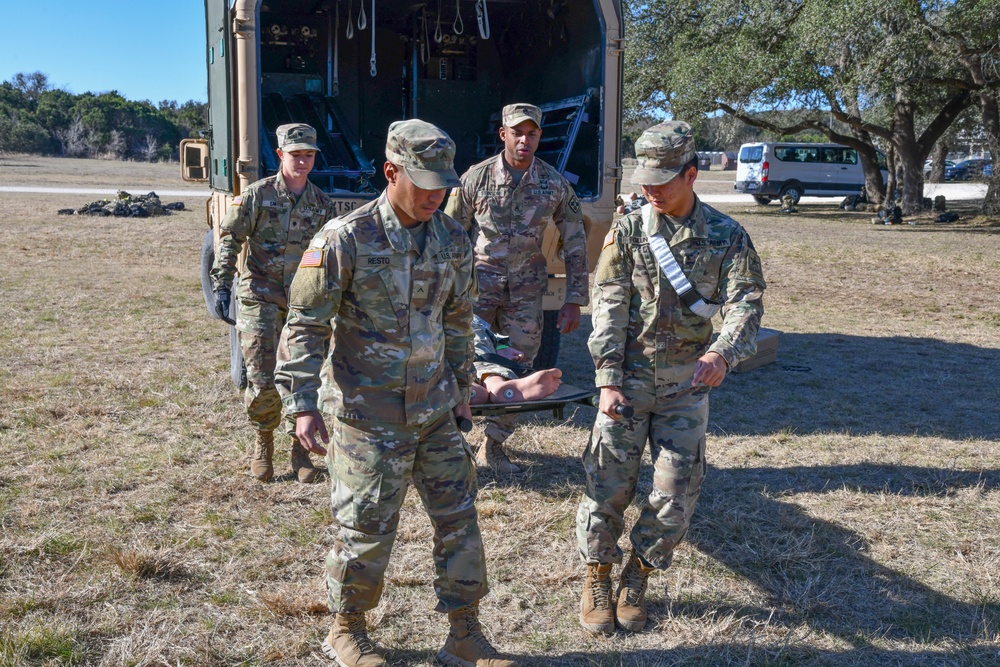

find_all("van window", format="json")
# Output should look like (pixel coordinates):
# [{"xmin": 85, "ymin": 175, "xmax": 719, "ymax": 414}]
[
  {"xmin": 842, "ymin": 149, "xmax": 858, "ymax": 165},
  {"xmin": 775, "ymin": 146, "xmax": 821, "ymax": 162},
  {"xmin": 739, "ymin": 145, "xmax": 763, "ymax": 163}
]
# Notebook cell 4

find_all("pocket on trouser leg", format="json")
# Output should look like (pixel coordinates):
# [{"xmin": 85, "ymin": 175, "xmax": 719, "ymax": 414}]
[{"xmin": 331, "ymin": 450, "xmax": 384, "ymax": 533}]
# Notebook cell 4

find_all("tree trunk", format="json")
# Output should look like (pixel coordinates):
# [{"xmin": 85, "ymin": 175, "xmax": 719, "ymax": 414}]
[
  {"xmin": 885, "ymin": 144, "xmax": 898, "ymax": 209},
  {"xmin": 857, "ymin": 145, "xmax": 886, "ymax": 206},
  {"xmin": 979, "ymin": 92, "xmax": 1000, "ymax": 216},
  {"xmin": 897, "ymin": 140, "xmax": 926, "ymax": 214},
  {"xmin": 892, "ymin": 90, "xmax": 925, "ymax": 215},
  {"xmin": 929, "ymin": 141, "xmax": 948, "ymax": 183}
]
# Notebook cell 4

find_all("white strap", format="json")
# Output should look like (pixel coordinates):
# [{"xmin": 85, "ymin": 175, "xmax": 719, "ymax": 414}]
[
  {"xmin": 369, "ymin": 0, "xmax": 377, "ymax": 76},
  {"xmin": 476, "ymin": 0, "xmax": 490, "ymax": 39},
  {"xmin": 642, "ymin": 204, "xmax": 721, "ymax": 319},
  {"xmin": 453, "ymin": 0, "xmax": 464, "ymax": 34},
  {"xmin": 434, "ymin": 0, "xmax": 443, "ymax": 42},
  {"xmin": 421, "ymin": 8, "xmax": 430, "ymax": 64},
  {"xmin": 332, "ymin": 3, "xmax": 340, "ymax": 95}
]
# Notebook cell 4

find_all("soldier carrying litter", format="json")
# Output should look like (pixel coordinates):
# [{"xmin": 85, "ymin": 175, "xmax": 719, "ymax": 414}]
[
  {"xmin": 577, "ymin": 121, "xmax": 766, "ymax": 636},
  {"xmin": 210, "ymin": 123, "xmax": 332, "ymax": 483},
  {"xmin": 445, "ymin": 102, "xmax": 589, "ymax": 473},
  {"xmin": 274, "ymin": 119, "xmax": 518, "ymax": 667}
]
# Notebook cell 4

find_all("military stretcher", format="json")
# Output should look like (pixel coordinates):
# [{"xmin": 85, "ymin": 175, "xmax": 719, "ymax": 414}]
[{"xmin": 469, "ymin": 384, "xmax": 595, "ymax": 421}]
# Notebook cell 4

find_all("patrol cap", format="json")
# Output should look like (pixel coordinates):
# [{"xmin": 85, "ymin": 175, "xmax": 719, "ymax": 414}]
[
  {"xmin": 631, "ymin": 121, "xmax": 698, "ymax": 186},
  {"xmin": 502, "ymin": 103, "xmax": 542, "ymax": 128},
  {"xmin": 276, "ymin": 123, "xmax": 320, "ymax": 152},
  {"xmin": 385, "ymin": 119, "xmax": 461, "ymax": 190}
]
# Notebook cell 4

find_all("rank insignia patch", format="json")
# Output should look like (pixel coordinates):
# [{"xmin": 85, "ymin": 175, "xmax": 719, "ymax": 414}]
[{"xmin": 300, "ymin": 248, "xmax": 325, "ymax": 268}]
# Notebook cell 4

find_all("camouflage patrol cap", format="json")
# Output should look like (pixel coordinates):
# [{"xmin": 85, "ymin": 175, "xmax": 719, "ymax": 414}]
[
  {"xmin": 502, "ymin": 103, "xmax": 542, "ymax": 128},
  {"xmin": 631, "ymin": 121, "xmax": 698, "ymax": 186},
  {"xmin": 276, "ymin": 123, "xmax": 320, "ymax": 152},
  {"xmin": 385, "ymin": 119, "xmax": 461, "ymax": 190}
]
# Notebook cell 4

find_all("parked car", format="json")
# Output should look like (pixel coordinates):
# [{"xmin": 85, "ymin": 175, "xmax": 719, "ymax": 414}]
[
  {"xmin": 923, "ymin": 159, "xmax": 954, "ymax": 179},
  {"xmin": 945, "ymin": 158, "xmax": 993, "ymax": 181}
]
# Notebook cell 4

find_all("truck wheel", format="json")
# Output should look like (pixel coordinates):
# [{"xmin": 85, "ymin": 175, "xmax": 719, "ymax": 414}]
[
  {"xmin": 201, "ymin": 229, "xmax": 221, "ymax": 320},
  {"xmin": 533, "ymin": 310, "xmax": 561, "ymax": 370},
  {"xmin": 753, "ymin": 196, "xmax": 772, "ymax": 205},
  {"xmin": 780, "ymin": 183, "xmax": 803, "ymax": 205},
  {"xmin": 229, "ymin": 294, "xmax": 247, "ymax": 389}
]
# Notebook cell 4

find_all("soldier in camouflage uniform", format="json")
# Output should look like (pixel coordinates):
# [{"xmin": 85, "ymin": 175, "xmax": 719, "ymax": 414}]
[
  {"xmin": 445, "ymin": 102, "xmax": 588, "ymax": 473},
  {"xmin": 274, "ymin": 120, "xmax": 518, "ymax": 667},
  {"xmin": 576, "ymin": 122, "xmax": 766, "ymax": 635},
  {"xmin": 211, "ymin": 123, "xmax": 332, "ymax": 484}
]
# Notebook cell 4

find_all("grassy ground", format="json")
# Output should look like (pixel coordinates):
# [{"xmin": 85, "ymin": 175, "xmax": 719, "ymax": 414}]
[{"xmin": 0, "ymin": 156, "xmax": 998, "ymax": 666}]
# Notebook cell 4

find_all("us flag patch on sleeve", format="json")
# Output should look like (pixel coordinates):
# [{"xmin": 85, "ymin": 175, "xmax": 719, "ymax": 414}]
[{"xmin": 299, "ymin": 248, "xmax": 325, "ymax": 268}]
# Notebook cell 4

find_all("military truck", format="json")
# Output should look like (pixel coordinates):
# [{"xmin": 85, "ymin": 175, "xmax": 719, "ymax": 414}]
[{"xmin": 183, "ymin": 0, "xmax": 624, "ymax": 387}]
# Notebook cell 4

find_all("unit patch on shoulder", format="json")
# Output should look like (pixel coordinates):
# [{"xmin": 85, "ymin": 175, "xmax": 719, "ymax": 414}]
[
  {"xmin": 568, "ymin": 195, "xmax": 581, "ymax": 215},
  {"xmin": 300, "ymin": 248, "xmax": 325, "ymax": 268}
]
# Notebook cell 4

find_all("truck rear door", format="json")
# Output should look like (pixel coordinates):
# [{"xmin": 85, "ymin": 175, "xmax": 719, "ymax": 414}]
[{"xmin": 205, "ymin": 0, "xmax": 233, "ymax": 193}]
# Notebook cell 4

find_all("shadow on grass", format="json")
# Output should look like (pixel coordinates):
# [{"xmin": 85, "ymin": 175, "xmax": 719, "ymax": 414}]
[
  {"xmin": 715, "ymin": 332, "xmax": 1000, "ymax": 439},
  {"xmin": 675, "ymin": 462, "xmax": 1000, "ymax": 658}
]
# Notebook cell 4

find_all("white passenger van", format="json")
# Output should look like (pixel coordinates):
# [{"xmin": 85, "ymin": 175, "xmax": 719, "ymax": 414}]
[{"xmin": 734, "ymin": 142, "xmax": 886, "ymax": 205}]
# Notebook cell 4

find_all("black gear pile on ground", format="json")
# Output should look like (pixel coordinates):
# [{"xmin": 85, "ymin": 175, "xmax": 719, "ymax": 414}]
[{"xmin": 58, "ymin": 190, "xmax": 185, "ymax": 217}]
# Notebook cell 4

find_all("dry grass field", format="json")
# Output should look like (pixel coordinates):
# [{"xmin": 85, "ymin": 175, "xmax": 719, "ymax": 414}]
[{"xmin": 1, "ymin": 154, "xmax": 998, "ymax": 666}]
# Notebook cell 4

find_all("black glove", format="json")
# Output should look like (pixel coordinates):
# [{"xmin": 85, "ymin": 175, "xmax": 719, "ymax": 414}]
[{"xmin": 214, "ymin": 288, "xmax": 236, "ymax": 325}]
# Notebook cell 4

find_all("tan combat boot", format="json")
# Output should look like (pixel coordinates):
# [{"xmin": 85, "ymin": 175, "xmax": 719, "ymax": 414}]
[
  {"xmin": 290, "ymin": 437, "xmax": 318, "ymax": 484},
  {"xmin": 579, "ymin": 563, "xmax": 615, "ymax": 636},
  {"xmin": 475, "ymin": 436, "xmax": 521, "ymax": 474},
  {"xmin": 321, "ymin": 612, "xmax": 385, "ymax": 667},
  {"xmin": 437, "ymin": 603, "xmax": 519, "ymax": 667},
  {"xmin": 615, "ymin": 550, "xmax": 655, "ymax": 632},
  {"xmin": 250, "ymin": 430, "xmax": 274, "ymax": 482}
]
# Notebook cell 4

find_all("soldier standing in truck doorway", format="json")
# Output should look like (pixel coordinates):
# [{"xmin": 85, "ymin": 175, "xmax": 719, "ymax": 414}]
[
  {"xmin": 445, "ymin": 102, "xmax": 589, "ymax": 473},
  {"xmin": 576, "ymin": 121, "xmax": 766, "ymax": 636},
  {"xmin": 274, "ymin": 119, "xmax": 518, "ymax": 667},
  {"xmin": 210, "ymin": 123, "xmax": 332, "ymax": 484}
]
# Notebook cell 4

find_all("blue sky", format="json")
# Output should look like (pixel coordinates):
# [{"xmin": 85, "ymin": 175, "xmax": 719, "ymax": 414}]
[{"xmin": 1, "ymin": 1, "xmax": 208, "ymax": 103}]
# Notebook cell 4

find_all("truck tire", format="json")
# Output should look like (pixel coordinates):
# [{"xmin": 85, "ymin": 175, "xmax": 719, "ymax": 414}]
[
  {"xmin": 753, "ymin": 195, "xmax": 772, "ymax": 205},
  {"xmin": 533, "ymin": 310, "xmax": 561, "ymax": 370},
  {"xmin": 229, "ymin": 294, "xmax": 247, "ymax": 389},
  {"xmin": 780, "ymin": 183, "xmax": 803, "ymax": 205},
  {"xmin": 201, "ymin": 229, "xmax": 220, "ymax": 320}
]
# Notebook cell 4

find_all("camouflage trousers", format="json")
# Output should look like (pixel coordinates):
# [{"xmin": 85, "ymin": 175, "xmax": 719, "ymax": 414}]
[
  {"xmin": 576, "ymin": 386, "xmax": 709, "ymax": 570},
  {"xmin": 325, "ymin": 411, "xmax": 488, "ymax": 613},
  {"xmin": 237, "ymin": 299, "xmax": 294, "ymax": 435},
  {"xmin": 474, "ymin": 280, "xmax": 543, "ymax": 444}
]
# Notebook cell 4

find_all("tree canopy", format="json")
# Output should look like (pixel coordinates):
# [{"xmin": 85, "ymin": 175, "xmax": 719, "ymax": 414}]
[
  {"xmin": 0, "ymin": 72, "xmax": 207, "ymax": 161},
  {"xmin": 624, "ymin": 0, "xmax": 1000, "ymax": 214}
]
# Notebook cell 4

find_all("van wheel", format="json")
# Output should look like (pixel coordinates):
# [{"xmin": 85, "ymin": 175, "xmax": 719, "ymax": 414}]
[
  {"xmin": 229, "ymin": 294, "xmax": 247, "ymax": 390},
  {"xmin": 780, "ymin": 184, "xmax": 803, "ymax": 205},
  {"xmin": 753, "ymin": 196, "xmax": 772, "ymax": 205},
  {"xmin": 201, "ymin": 229, "xmax": 221, "ymax": 319},
  {"xmin": 533, "ymin": 310, "xmax": 561, "ymax": 370}
]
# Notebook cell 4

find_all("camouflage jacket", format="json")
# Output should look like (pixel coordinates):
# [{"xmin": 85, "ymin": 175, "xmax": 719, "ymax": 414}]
[
  {"xmin": 445, "ymin": 154, "xmax": 589, "ymax": 305},
  {"xmin": 274, "ymin": 193, "xmax": 475, "ymax": 425},
  {"xmin": 589, "ymin": 196, "xmax": 766, "ymax": 394},
  {"xmin": 210, "ymin": 173, "xmax": 332, "ymax": 308}
]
